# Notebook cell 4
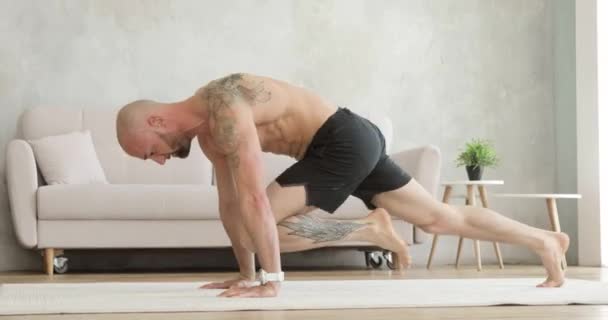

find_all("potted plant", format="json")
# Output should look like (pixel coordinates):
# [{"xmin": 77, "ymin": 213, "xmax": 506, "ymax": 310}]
[{"xmin": 455, "ymin": 139, "xmax": 499, "ymax": 180}]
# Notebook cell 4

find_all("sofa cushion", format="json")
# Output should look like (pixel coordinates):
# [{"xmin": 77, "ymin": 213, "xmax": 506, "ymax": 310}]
[
  {"xmin": 37, "ymin": 184, "xmax": 219, "ymax": 220},
  {"xmin": 28, "ymin": 130, "xmax": 108, "ymax": 185}
]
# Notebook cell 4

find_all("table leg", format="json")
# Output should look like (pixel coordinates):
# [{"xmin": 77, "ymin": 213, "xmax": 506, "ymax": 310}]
[
  {"xmin": 546, "ymin": 198, "xmax": 567, "ymax": 270},
  {"xmin": 492, "ymin": 242, "xmax": 504, "ymax": 269},
  {"xmin": 427, "ymin": 185, "xmax": 452, "ymax": 269},
  {"xmin": 454, "ymin": 191, "xmax": 470, "ymax": 268},
  {"xmin": 479, "ymin": 186, "xmax": 505, "ymax": 269},
  {"xmin": 426, "ymin": 235, "xmax": 439, "ymax": 270},
  {"xmin": 466, "ymin": 185, "xmax": 483, "ymax": 271},
  {"xmin": 466, "ymin": 185, "xmax": 475, "ymax": 206},
  {"xmin": 473, "ymin": 239, "xmax": 482, "ymax": 271},
  {"xmin": 455, "ymin": 236, "xmax": 464, "ymax": 268},
  {"xmin": 546, "ymin": 198, "xmax": 560, "ymax": 232}
]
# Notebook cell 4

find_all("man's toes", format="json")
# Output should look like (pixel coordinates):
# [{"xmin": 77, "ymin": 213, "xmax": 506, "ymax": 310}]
[
  {"xmin": 401, "ymin": 255, "xmax": 412, "ymax": 268},
  {"xmin": 394, "ymin": 253, "xmax": 412, "ymax": 269},
  {"xmin": 536, "ymin": 278, "xmax": 564, "ymax": 288}
]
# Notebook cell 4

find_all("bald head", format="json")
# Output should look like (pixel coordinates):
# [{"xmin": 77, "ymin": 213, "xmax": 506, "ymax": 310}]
[
  {"xmin": 116, "ymin": 98, "xmax": 202, "ymax": 165},
  {"xmin": 116, "ymin": 100, "xmax": 161, "ymax": 154}
]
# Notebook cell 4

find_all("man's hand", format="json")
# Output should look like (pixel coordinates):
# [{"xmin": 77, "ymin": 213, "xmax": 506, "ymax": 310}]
[
  {"xmin": 218, "ymin": 282, "xmax": 280, "ymax": 298},
  {"xmin": 199, "ymin": 275, "xmax": 257, "ymax": 290}
]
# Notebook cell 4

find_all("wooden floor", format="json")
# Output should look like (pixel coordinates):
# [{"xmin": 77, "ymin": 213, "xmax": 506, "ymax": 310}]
[{"xmin": 1, "ymin": 265, "xmax": 607, "ymax": 320}]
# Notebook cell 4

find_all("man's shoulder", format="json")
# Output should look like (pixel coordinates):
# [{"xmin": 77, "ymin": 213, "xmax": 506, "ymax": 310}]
[
  {"xmin": 200, "ymin": 73, "xmax": 279, "ymax": 108},
  {"xmin": 204, "ymin": 72, "xmax": 284, "ymax": 88},
  {"xmin": 194, "ymin": 73, "xmax": 254, "ymax": 96}
]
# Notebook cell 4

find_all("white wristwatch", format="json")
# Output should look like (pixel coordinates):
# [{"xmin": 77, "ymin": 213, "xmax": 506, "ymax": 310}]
[{"xmin": 257, "ymin": 268, "xmax": 285, "ymax": 285}]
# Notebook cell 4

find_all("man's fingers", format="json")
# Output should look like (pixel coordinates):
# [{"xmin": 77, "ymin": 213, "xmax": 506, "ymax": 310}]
[
  {"xmin": 234, "ymin": 290, "xmax": 257, "ymax": 298},
  {"xmin": 218, "ymin": 286, "xmax": 276, "ymax": 298},
  {"xmin": 228, "ymin": 282, "xmax": 243, "ymax": 289},
  {"xmin": 218, "ymin": 288, "xmax": 239, "ymax": 297},
  {"xmin": 219, "ymin": 288, "xmax": 255, "ymax": 298},
  {"xmin": 227, "ymin": 290, "xmax": 243, "ymax": 297},
  {"xmin": 201, "ymin": 282, "xmax": 228, "ymax": 289},
  {"xmin": 227, "ymin": 289, "xmax": 256, "ymax": 298}
]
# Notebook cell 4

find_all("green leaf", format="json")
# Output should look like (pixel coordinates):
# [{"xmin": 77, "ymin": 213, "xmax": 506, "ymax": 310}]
[{"xmin": 455, "ymin": 138, "xmax": 500, "ymax": 168}]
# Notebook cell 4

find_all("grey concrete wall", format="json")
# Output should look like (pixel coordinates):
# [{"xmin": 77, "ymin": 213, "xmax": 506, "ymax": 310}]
[
  {"xmin": 552, "ymin": 0, "xmax": 577, "ymax": 265},
  {"xmin": 0, "ymin": 0, "xmax": 574, "ymax": 272}
]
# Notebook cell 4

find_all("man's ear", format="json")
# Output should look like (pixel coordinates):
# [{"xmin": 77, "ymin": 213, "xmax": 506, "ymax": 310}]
[{"xmin": 147, "ymin": 115, "xmax": 165, "ymax": 128}]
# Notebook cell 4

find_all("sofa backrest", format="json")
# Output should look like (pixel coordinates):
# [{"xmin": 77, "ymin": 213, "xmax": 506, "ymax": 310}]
[
  {"xmin": 260, "ymin": 153, "xmax": 296, "ymax": 187},
  {"xmin": 20, "ymin": 107, "xmax": 213, "ymax": 185}
]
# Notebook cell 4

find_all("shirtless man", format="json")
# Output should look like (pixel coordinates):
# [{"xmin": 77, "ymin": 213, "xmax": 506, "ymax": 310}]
[{"xmin": 116, "ymin": 73, "xmax": 569, "ymax": 298}]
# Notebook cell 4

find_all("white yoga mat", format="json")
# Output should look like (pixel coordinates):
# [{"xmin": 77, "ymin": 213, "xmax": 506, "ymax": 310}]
[{"xmin": 1, "ymin": 278, "xmax": 607, "ymax": 315}]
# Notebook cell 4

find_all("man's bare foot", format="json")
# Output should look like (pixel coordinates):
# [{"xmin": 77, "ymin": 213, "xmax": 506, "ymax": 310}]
[
  {"xmin": 365, "ymin": 208, "xmax": 411, "ymax": 270},
  {"xmin": 535, "ymin": 232, "xmax": 570, "ymax": 288}
]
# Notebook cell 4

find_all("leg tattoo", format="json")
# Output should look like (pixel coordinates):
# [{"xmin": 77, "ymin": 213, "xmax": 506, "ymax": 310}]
[{"xmin": 279, "ymin": 214, "xmax": 369, "ymax": 243}]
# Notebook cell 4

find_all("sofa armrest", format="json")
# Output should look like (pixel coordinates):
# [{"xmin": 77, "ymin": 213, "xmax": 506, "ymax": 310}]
[
  {"xmin": 390, "ymin": 145, "xmax": 441, "ymax": 244},
  {"xmin": 6, "ymin": 139, "xmax": 39, "ymax": 248}
]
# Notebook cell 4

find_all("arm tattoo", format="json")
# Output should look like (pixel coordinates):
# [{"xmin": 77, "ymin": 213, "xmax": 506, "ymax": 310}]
[
  {"xmin": 201, "ymin": 73, "xmax": 271, "ymax": 168},
  {"xmin": 279, "ymin": 214, "xmax": 369, "ymax": 243},
  {"xmin": 204, "ymin": 73, "xmax": 272, "ymax": 108},
  {"xmin": 226, "ymin": 153, "xmax": 240, "ymax": 170}
]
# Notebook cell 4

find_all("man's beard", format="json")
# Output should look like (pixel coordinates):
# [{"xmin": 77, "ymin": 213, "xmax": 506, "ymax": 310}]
[
  {"xmin": 173, "ymin": 137, "xmax": 191, "ymax": 158},
  {"xmin": 159, "ymin": 132, "xmax": 192, "ymax": 159}
]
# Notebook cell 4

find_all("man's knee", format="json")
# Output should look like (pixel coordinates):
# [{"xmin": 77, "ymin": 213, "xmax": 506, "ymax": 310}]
[{"xmin": 419, "ymin": 205, "xmax": 462, "ymax": 234}]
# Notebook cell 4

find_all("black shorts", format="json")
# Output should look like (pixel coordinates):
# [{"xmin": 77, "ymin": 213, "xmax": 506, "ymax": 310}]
[{"xmin": 276, "ymin": 107, "xmax": 412, "ymax": 213}]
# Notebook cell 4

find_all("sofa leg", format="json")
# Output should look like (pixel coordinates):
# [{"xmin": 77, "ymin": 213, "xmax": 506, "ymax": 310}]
[{"xmin": 44, "ymin": 248, "xmax": 55, "ymax": 276}]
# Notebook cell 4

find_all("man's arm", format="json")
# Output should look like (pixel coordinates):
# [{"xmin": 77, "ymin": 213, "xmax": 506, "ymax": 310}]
[
  {"xmin": 214, "ymin": 158, "xmax": 256, "ymax": 280},
  {"xmin": 210, "ymin": 102, "xmax": 282, "ymax": 289}
]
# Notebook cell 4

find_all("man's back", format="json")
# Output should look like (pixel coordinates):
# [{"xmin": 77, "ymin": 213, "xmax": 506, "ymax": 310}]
[{"xmin": 197, "ymin": 73, "xmax": 337, "ymax": 160}]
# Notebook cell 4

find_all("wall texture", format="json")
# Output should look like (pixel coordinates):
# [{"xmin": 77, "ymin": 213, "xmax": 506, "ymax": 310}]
[
  {"xmin": 552, "ymin": 0, "xmax": 577, "ymax": 265},
  {"xmin": 0, "ymin": 0, "xmax": 575, "ymax": 271}
]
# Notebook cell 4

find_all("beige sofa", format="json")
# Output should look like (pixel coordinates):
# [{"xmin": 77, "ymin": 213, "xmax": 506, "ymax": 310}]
[{"xmin": 6, "ymin": 107, "xmax": 441, "ymax": 275}]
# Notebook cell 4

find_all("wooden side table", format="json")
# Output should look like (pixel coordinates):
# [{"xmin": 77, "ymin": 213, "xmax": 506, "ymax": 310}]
[
  {"xmin": 426, "ymin": 180, "xmax": 505, "ymax": 271},
  {"xmin": 491, "ymin": 193, "xmax": 581, "ymax": 269}
]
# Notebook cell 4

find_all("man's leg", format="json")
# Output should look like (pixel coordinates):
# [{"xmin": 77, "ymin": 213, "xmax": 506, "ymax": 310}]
[
  {"xmin": 258, "ymin": 182, "xmax": 410, "ymax": 268},
  {"xmin": 372, "ymin": 179, "xmax": 569, "ymax": 287}
]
